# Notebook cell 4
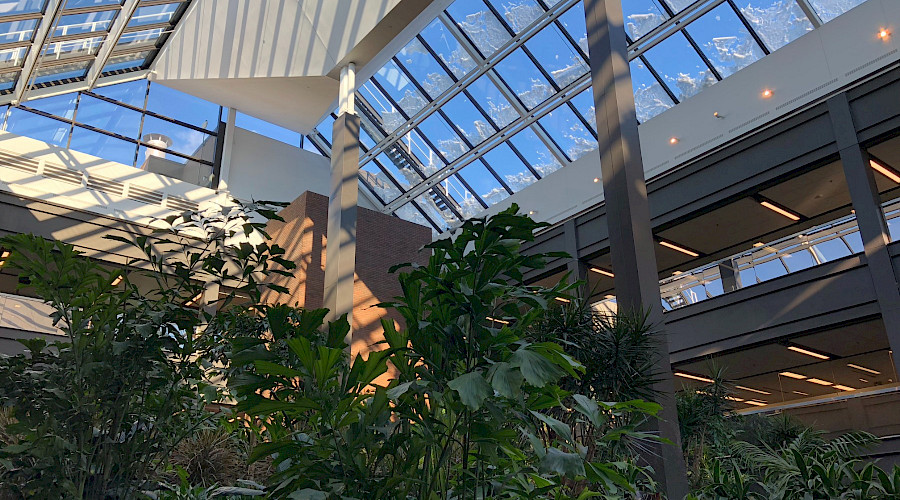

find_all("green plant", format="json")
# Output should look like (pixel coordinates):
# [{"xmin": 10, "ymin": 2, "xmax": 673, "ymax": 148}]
[
  {"xmin": 166, "ymin": 427, "xmax": 247, "ymax": 487},
  {"xmin": 0, "ymin": 201, "xmax": 292, "ymax": 498}
]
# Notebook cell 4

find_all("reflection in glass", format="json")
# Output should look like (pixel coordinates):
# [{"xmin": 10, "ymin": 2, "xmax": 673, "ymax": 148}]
[
  {"xmin": 642, "ymin": 31, "xmax": 717, "ymax": 101},
  {"xmin": 76, "ymin": 94, "xmax": 141, "ymax": 137},
  {"xmin": 70, "ymin": 126, "xmax": 138, "ymax": 166},
  {"xmin": 809, "ymin": 0, "xmax": 866, "ymax": 23},
  {"xmin": 622, "ymin": 0, "xmax": 668, "ymax": 40},
  {"xmin": 739, "ymin": 0, "xmax": 814, "ymax": 51},
  {"xmin": 397, "ymin": 36, "xmax": 454, "ymax": 99},
  {"xmin": 686, "ymin": 3, "xmax": 764, "ymax": 78},
  {"xmin": 129, "ymin": 3, "xmax": 181, "ymax": 27},
  {"xmin": 509, "ymin": 126, "xmax": 561, "ymax": 177},
  {"xmin": 0, "ymin": 18, "xmax": 38, "ymax": 44},
  {"xmin": 447, "ymin": 0, "xmax": 510, "ymax": 58},
  {"xmin": 630, "ymin": 58, "xmax": 675, "ymax": 122},
  {"xmin": 524, "ymin": 24, "xmax": 587, "ymax": 88},
  {"xmin": 481, "ymin": 142, "xmax": 537, "ymax": 192},
  {"xmin": 146, "ymin": 82, "xmax": 219, "ymax": 129},
  {"xmin": 442, "ymin": 92, "xmax": 495, "ymax": 146},
  {"xmin": 493, "ymin": 49, "xmax": 553, "ymax": 109},
  {"xmin": 538, "ymin": 104, "xmax": 595, "ymax": 162},
  {"xmin": 55, "ymin": 10, "xmax": 116, "ymax": 37},
  {"xmin": 490, "ymin": 0, "xmax": 543, "ymax": 33},
  {"xmin": 6, "ymin": 108, "xmax": 70, "ymax": 147},
  {"xmin": 420, "ymin": 18, "xmax": 475, "ymax": 79}
]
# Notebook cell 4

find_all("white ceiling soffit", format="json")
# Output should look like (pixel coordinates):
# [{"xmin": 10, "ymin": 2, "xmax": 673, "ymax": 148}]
[{"xmin": 150, "ymin": 0, "xmax": 435, "ymax": 133}]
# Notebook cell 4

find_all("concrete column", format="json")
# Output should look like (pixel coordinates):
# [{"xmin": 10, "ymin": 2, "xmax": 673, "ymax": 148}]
[
  {"xmin": 201, "ymin": 281, "xmax": 220, "ymax": 317},
  {"xmin": 718, "ymin": 258, "xmax": 742, "ymax": 293},
  {"xmin": 324, "ymin": 65, "xmax": 360, "ymax": 344},
  {"xmin": 828, "ymin": 94, "xmax": 900, "ymax": 376},
  {"xmin": 217, "ymin": 108, "xmax": 237, "ymax": 192},
  {"xmin": 583, "ymin": 0, "xmax": 688, "ymax": 496}
]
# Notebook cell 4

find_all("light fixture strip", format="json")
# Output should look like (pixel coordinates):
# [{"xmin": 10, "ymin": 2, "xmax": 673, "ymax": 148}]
[
  {"xmin": 675, "ymin": 372, "xmax": 714, "ymax": 383},
  {"xmin": 735, "ymin": 385, "xmax": 771, "ymax": 395},
  {"xmin": 590, "ymin": 267, "xmax": 614, "ymax": 278},
  {"xmin": 759, "ymin": 200, "xmax": 801, "ymax": 221},
  {"xmin": 779, "ymin": 371, "xmax": 807, "ymax": 379},
  {"xmin": 659, "ymin": 240, "xmax": 699, "ymax": 257},
  {"xmin": 847, "ymin": 363, "xmax": 880, "ymax": 375},
  {"xmin": 805, "ymin": 378, "xmax": 833, "ymax": 386},
  {"xmin": 787, "ymin": 345, "xmax": 830, "ymax": 360},
  {"xmin": 870, "ymin": 159, "xmax": 900, "ymax": 183}
]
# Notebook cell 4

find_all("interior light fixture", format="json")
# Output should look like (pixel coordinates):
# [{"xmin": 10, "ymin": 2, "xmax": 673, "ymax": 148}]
[
  {"xmin": 753, "ymin": 242, "xmax": 764, "ymax": 247},
  {"xmin": 659, "ymin": 240, "xmax": 700, "ymax": 257},
  {"xmin": 758, "ymin": 198, "xmax": 802, "ymax": 221},
  {"xmin": 859, "ymin": 378, "xmax": 870, "ymax": 383},
  {"xmin": 0, "ymin": 250, "xmax": 9, "ymax": 259},
  {"xmin": 725, "ymin": 396, "xmax": 745, "ymax": 402},
  {"xmin": 833, "ymin": 384, "xmax": 856, "ymax": 391},
  {"xmin": 735, "ymin": 385, "xmax": 771, "ymax": 395},
  {"xmin": 590, "ymin": 267, "xmax": 614, "ymax": 278},
  {"xmin": 869, "ymin": 159, "xmax": 900, "ymax": 183},
  {"xmin": 787, "ymin": 345, "xmax": 830, "ymax": 360},
  {"xmin": 486, "ymin": 316, "xmax": 510, "ymax": 325},
  {"xmin": 805, "ymin": 378, "xmax": 833, "ymax": 386},
  {"xmin": 675, "ymin": 372, "xmax": 715, "ymax": 383},
  {"xmin": 555, "ymin": 297, "xmax": 571, "ymax": 303},
  {"xmin": 672, "ymin": 271, "xmax": 683, "ymax": 275},
  {"xmin": 593, "ymin": 177, "xmax": 600, "ymax": 183},
  {"xmin": 792, "ymin": 390, "xmax": 809, "ymax": 396},
  {"xmin": 111, "ymin": 275, "xmax": 123, "ymax": 286},
  {"xmin": 762, "ymin": 89, "xmax": 773, "ymax": 98},
  {"xmin": 669, "ymin": 137, "xmax": 679, "ymax": 145},
  {"xmin": 184, "ymin": 292, "xmax": 203, "ymax": 308},
  {"xmin": 744, "ymin": 400, "xmax": 767, "ymax": 406},
  {"xmin": 879, "ymin": 28, "xmax": 890, "ymax": 39},
  {"xmin": 780, "ymin": 371, "xmax": 807, "ymax": 379},
  {"xmin": 847, "ymin": 363, "xmax": 881, "ymax": 375}
]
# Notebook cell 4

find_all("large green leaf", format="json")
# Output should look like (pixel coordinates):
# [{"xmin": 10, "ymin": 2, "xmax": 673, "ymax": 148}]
[
  {"xmin": 448, "ymin": 371, "xmax": 492, "ymax": 410},
  {"xmin": 539, "ymin": 447, "xmax": 585, "ymax": 478},
  {"xmin": 509, "ymin": 347, "xmax": 564, "ymax": 388}
]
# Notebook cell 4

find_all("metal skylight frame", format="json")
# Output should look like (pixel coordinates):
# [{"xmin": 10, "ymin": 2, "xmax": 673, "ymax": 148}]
[
  {"xmin": 0, "ymin": 0, "xmax": 192, "ymax": 106},
  {"xmin": 318, "ymin": 0, "xmax": 865, "ymax": 234}
]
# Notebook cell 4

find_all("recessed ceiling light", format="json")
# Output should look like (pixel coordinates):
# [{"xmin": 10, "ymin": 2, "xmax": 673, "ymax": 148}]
[
  {"xmin": 725, "ymin": 396, "xmax": 745, "ymax": 402},
  {"xmin": 847, "ymin": 363, "xmax": 880, "ymax": 375},
  {"xmin": 111, "ymin": 275, "xmax": 124, "ymax": 286},
  {"xmin": 869, "ymin": 159, "xmax": 900, "ymax": 183},
  {"xmin": 759, "ymin": 199, "xmax": 801, "ymax": 221},
  {"xmin": 593, "ymin": 177, "xmax": 600, "ymax": 183},
  {"xmin": 590, "ymin": 267, "xmax": 614, "ymax": 278},
  {"xmin": 833, "ymin": 384, "xmax": 856, "ymax": 391},
  {"xmin": 486, "ymin": 316, "xmax": 510, "ymax": 325},
  {"xmin": 806, "ymin": 378, "xmax": 833, "ymax": 386},
  {"xmin": 555, "ymin": 297, "xmax": 571, "ymax": 303},
  {"xmin": 669, "ymin": 137, "xmax": 679, "ymax": 144},
  {"xmin": 0, "ymin": 250, "xmax": 9, "ymax": 259},
  {"xmin": 762, "ymin": 89, "xmax": 773, "ymax": 98},
  {"xmin": 788, "ymin": 345, "xmax": 830, "ymax": 360},
  {"xmin": 735, "ymin": 385, "xmax": 771, "ymax": 395},
  {"xmin": 780, "ymin": 371, "xmax": 807, "ymax": 379},
  {"xmin": 859, "ymin": 378, "xmax": 869, "ymax": 383},
  {"xmin": 792, "ymin": 390, "xmax": 809, "ymax": 396},
  {"xmin": 672, "ymin": 270, "xmax": 683, "ymax": 275},
  {"xmin": 744, "ymin": 400, "xmax": 767, "ymax": 406},
  {"xmin": 659, "ymin": 240, "xmax": 699, "ymax": 257},
  {"xmin": 675, "ymin": 372, "xmax": 714, "ymax": 383},
  {"xmin": 879, "ymin": 28, "xmax": 890, "ymax": 39}
]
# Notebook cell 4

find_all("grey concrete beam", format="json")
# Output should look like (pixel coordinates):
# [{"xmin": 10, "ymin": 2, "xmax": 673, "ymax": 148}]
[
  {"xmin": 323, "ymin": 112, "xmax": 360, "ymax": 343},
  {"xmin": 583, "ymin": 0, "xmax": 688, "ymax": 495},
  {"xmin": 828, "ymin": 94, "xmax": 900, "ymax": 377}
]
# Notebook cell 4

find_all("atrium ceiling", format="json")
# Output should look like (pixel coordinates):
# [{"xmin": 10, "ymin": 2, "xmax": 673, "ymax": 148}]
[{"xmin": 304, "ymin": 0, "xmax": 869, "ymax": 234}]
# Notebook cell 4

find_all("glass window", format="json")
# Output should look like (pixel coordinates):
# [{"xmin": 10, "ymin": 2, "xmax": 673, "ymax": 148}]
[
  {"xmin": 631, "ymin": 57, "xmax": 675, "ymax": 122},
  {"xmin": 315, "ymin": 113, "xmax": 335, "ymax": 147},
  {"xmin": 751, "ymin": 258, "xmax": 788, "ymax": 282},
  {"xmin": 400, "ymin": 128, "xmax": 443, "ymax": 175},
  {"xmin": 622, "ymin": 0, "xmax": 669, "ymax": 40},
  {"xmin": 25, "ymin": 92, "xmax": 77, "ymax": 119},
  {"xmin": 538, "ymin": 104, "xmax": 596, "ymax": 162},
  {"xmin": 663, "ymin": 0, "xmax": 696, "ymax": 13},
  {"xmin": 568, "ymin": 88, "xmax": 596, "ymax": 132},
  {"xmin": 481, "ymin": 142, "xmax": 537, "ymax": 192},
  {"xmin": 844, "ymin": 231, "xmax": 863, "ymax": 254},
  {"xmin": 641, "ymin": 31, "xmax": 717, "ymax": 101},
  {"xmin": 685, "ymin": 3, "xmax": 765, "ymax": 78},
  {"xmin": 235, "ymin": 112, "xmax": 300, "ymax": 146},
  {"xmin": 447, "ymin": 0, "xmax": 511, "ymax": 58},
  {"xmin": 0, "ymin": 0, "xmax": 46, "ymax": 16},
  {"xmin": 358, "ymin": 81, "xmax": 404, "ymax": 132},
  {"xmin": 811, "ymin": 237, "xmax": 851, "ymax": 262},
  {"xmin": 420, "ymin": 18, "xmax": 476, "ymax": 79},
  {"xmin": 0, "ymin": 18, "xmax": 38, "ymax": 44},
  {"xmin": 63, "ymin": 0, "xmax": 121, "ymax": 8},
  {"xmin": 374, "ymin": 60, "xmax": 428, "ymax": 118},
  {"xmin": 54, "ymin": 10, "xmax": 116, "ymax": 37},
  {"xmin": 374, "ymin": 151, "xmax": 422, "ymax": 191},
  {"xmin": 437, "ymin": 173, "xmax": 485, "ymax": 218},
  {"xmin": 493, "ymin": 49, "xmax": 554, "ymax": 109},
  {"xmin": 102, "ymin": 50, "xmax": 152, "ymax": 73},
  {"xmin": 362, "ymin": 156, "xmax": 404, "ymax": 202},
  {"xmin": 69, "ymin": 126, "xmax": 137, "ymax": 166},
  {"xmin": 509, "ymin": 126, "xmax": 562, "ymax": 177},
  {"xmin": 141, "ymin": 115, "xmax": 214, "ymax": 160},
  {"xmin": 395, "ymin": 202, "xmax": 439, "ymax": 232},
  {"xmin": 738, "ymin": 0, "xmax": 814, "ymax": 52},
  {"xmin": 490, "ymin": 0, "xmax": 543, "ymax": 33},
  {"xmin": 93, "ymin": 79, "xmax": 147, "ymax": 107},
  {"xmin": 397, "ymin": 37, "xmax": 454, "ymax": 99},
  {"xmin": 442, "ymin": 92, "xmax": 496, "ymax": 146},
  {"xmin": 557, "ymin": 2, "xmax": 588, "ymax": 54},
  {"xmin": 781, "ymin": 249, "xmax": 816, "ymax": 272},
  {"xmin": 524, "ymin": 24, "xmax": 587, "ymax": 88},
  {"xmin": 41, "ymin": 36, "xmax": 103, "ymax": 60},
  {"xmin": 32, "ymin": 59, "xmax": 91, "ymax": 84},
  {"xmin": 6, "ymin": 108, "xmax": 70, "ymax": 147},
  {"xmin": 76, "ymin": 94, "xmax": 141, "ymax": 137},
  {"xmin": 809, "ymin": 0, "xmax": 866, "ymax": 23},
  {"xmin": 0, "ymin": 46, "xmax": 27, "ymax": 70},
  {"xmin": 418, "ymin": 113, "xmax": 466, "ymax": 163},
  {"xmin": 116, "ymin": 27, "xmax": 163, "ymax": 50},
  {"xmin": 146, "ymin": 83, "xmax": 219, "ymax": 130},
  {"xmin": 466, "ymin": 75, "xmax": 517, "ymax": 128},
  {"xmin": 458, "ymin": 160, "xmax": 509, "ymax": 207},
  {"xmin": 414, "ymin": 190, "xmax": 458, "ymax": 231},
  {"xmin": 0, "ymin": 71, "xmax": 15, "ymax": 92},
  {"xmin": 129, "ymin": 3, "xmax": 181, "ymax": 27}
]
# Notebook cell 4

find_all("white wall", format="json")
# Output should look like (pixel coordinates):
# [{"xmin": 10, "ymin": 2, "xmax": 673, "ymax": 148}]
[
  {"xmin": 477, "ymin": 0, "xmax": 900, "ymax": 227},
  {"xmin": 227, "ymin": 127, "xmax": 378, "ymax": 209}
]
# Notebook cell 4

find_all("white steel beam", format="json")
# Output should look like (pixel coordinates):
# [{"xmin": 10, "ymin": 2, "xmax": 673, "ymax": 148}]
[
  {"xmin": 85, "ymin": 0, "xmax": 141, "ymax": 90},
  {"xmin": 13, "ymin": 0, "xmax": 64, "ymax": 104}
]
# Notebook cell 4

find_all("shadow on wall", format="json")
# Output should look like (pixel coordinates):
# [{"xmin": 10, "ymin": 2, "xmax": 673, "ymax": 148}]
[{"xmin": 260, "ymin": 191, "xmax": 432, "ymax": 380}]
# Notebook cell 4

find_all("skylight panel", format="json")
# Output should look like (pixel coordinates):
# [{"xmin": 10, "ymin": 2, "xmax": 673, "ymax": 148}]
[
  {"xmin": 556, "ymin": 1, "xmax": 588, "ymax": 54},
  {"xmin": 493, "ymin": 48, "xmax": 554, "ymax": 109},
  {"xmin": 64, "ymin": 0, "xmax": 122, "ymax": 8},
  {"xmin": 508, "ymin": 126, "xmax": 562, "ymax": 177},
  {"xmin": 466, "ymin": 74, "xmax": 517, "ymax": 127},
  {"xmin": 54, "ymin": 10, "xmax": 117, "ymax": 37},
  {"xmin": 457, "ymin": 160, "xmax": 510, "ymax": 208},
  {"xmin": 371, "ymin": 151, "xmax": 421, "ymax": 193},
  {"xmin": 419, "ymin": 18, "xmax": 475, "ymax": 79},
  {"xmin": 442, "ymin": 91, "xmax": 497, "ymax": 146},
  {"xmin": 357, "ymin": 81, "xmax": 405, "ymax": 132},
  {"xmin": 0, "ymin": 18, "xmax": 38, "ymax": 44},
  {"xmin": 0, "ymin": 0, "xmax": 45, "ymax": 16},
  {"xmin": 32, "ymin": 59, "xmax": 90, "ymax": 84},
  {"xmin": 524, "ymin": 23, "xmax": 588, "ymax": 88},
  {"xmin": 738, "ymin": 0, "xmax": 814, "ymax": 51},
  {"xmin": 641, "ymin": 31, "xmax": 718, "ymax": 101},
  {"xmin": 102, "ymin": 49, "xmax": 151, "ymax": 73},
  {"xmin": 809, "ymin": 0, "xmax": 866, "ymax": 23},
  {"xmin": 662, "ymin": 0, "xmax": 696, "ymax": 14},
  {"xmin": 0, "ymin": 46, "xmax": 27, "ymax": 70},
  {"xmin": 441, "ymin": 171, "xmax": 489, "ymax": 217},
  {"xmin": 418, "ymin": 112, "xmax": 467, "ymax": 163},
  {"xmin": 537, "ymin": 104, "xmax": 596, "ymax": 162},
  {"xmin": 446, "ymin": 0, "xmax": 511, "ymax": 58},
  {"xmin": 630, "ymin": 57, "xmax": 676, "ymax": 122},
  {"xmin": 374, "ymin": 60, "xmax": 428, "ymax": 118},
  {"xmin": 684, "ymin": 2, "xmax": 765, "ymax": 78},
  {"xmin": 397, "ymin": 36, "xmax": 454, "ymax": 99},
  {"xmin": 394, "ymin": 201, "xmax": 440, "ymax": 233},
  {"xmin": 0, "ymin": 71, "xmax": 15, "ymax": 92},
  {"xmin": 413, "ymin": 190, "xmax": 460, "ymax": 230},
  {"xmin": 488, "ymin": 0, "xmax": 544, "ymax": 34},
  {"xmin": 622, "ymin": 0, "xmax": 670, "ymax": 40},
  {"xmin": 481, "ymin": 142, "xmax": 538, "ymax": 192},
  {"xmin": 568, "ymin": 88, "xmax": 596, "ymax": 132},
  {"xmin": 128, "ymin": 3, "xmax": 180, "ymax": 28}
]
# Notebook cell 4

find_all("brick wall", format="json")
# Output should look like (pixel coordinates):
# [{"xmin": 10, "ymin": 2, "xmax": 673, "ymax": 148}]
[{"xmin": 262, "ymin": 191, "xmax": 431, "ymax": 364}]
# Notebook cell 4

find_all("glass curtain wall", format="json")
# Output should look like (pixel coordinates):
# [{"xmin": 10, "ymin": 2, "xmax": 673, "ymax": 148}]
[{"xmin": 305, "ymin": 0, "xmax": 871, "ymax": 234}]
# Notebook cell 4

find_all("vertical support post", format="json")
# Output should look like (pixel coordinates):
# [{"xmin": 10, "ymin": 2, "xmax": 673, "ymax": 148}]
[
  {"xmin": 718, "ymin": 258, "xmax": 742, "ymax": 293},
  {"xmin": 828, "ymin": 94, "xmax": 900, "ymax": 377},
  {"xmin": 201, "ymin": 281, "xmax": 220, "ymax": 317},
  {"xmin": 564, "ymin": 219, "xmax": 588, "ymax": 291},
  {"xmin": 324, "ymin": 64, "xmax": 360, "ymax": 346},
  {"xmin": 583, "ymin": 0, "xmax": 688, "ymax": 496},
  {"xmin": 217, "ymin": 108, "xmax": 237, "ymax": 192}
]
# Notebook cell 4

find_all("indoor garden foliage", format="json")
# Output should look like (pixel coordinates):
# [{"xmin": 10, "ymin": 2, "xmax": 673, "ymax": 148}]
[{"xmin": 0, "ymin": 201, "xmax": 896, "ymax": 499}]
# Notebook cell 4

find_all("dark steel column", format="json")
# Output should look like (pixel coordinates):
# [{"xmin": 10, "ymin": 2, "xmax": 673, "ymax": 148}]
[
  {"xmin": 829, "ymin": 94, "xmax": 900, "ymax": 376},
  {"xmin": 583, "ymin": 0, "xmax": 688, "ymax": 496},
  {"xmin": 324, "ymin": 112, "xmax": 361, "ymax": 341},
  {"xmin": 564, "ymin": 219, "xmax": 589, "ymax": 291},
  {"xmin": 718, "ymin": 258, "xmax": 742, "ymax": 293}
]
